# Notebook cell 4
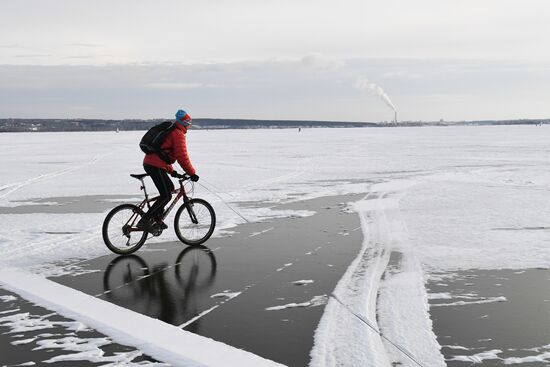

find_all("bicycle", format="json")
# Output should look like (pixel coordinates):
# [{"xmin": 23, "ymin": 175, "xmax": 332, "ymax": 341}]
[{"xmin": 102, "ymin": 172, "xmax": 216, "ymax": 255}]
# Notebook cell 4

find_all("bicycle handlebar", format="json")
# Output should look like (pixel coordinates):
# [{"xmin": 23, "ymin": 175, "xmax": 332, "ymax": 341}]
[{"xmin": 170, "ymin": 171, "xmax": 189, "ymax": 180}]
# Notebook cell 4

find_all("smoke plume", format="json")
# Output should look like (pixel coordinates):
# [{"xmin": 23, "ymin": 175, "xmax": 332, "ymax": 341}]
[{"xmin": 354, "ymin": 77, "xmax": 396, "ymax": 112}]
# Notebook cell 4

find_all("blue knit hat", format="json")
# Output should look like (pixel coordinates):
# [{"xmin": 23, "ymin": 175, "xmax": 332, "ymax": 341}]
[{"xmin": 175, "ymin": 109, "xmax": 192, "ymax": 126}]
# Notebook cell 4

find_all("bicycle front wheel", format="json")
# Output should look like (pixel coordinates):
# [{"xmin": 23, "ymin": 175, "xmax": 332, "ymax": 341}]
[
  {"xmin": 102, "ymin": 204, "xmax": 148, "ymax": 254},
  {"xmin": 174, "ymin": 198, "xmax": 216, "ymax": 246}
]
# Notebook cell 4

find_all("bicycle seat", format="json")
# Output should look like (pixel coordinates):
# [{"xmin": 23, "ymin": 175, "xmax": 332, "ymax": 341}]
[{"xmin": 130, "ymin": 173, "xmax": 149, "ymax": 180}]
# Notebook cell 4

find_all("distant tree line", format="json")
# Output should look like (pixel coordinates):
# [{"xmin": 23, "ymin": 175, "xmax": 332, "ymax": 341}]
[
  {"xmin": 0, "ymin": 118, "xmax": 547, "ymax": 133},
  {"xmin": 0, "ymin": 118, "xmax": 376, "ymax": 132}
]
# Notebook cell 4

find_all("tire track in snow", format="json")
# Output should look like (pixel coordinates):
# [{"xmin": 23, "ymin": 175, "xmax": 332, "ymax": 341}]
[
  {"xmin": 373, "ymin": 188, "xmax": 445, "ymax": 367},
  {"xmin": 0, "ymin": 224, "xmax": 103, "ymax": 272},
  {"xmin": 0, "ymin": 151, "xmax": 114, "ymax": 200},
  {"xmin": 310, "ymin": 189, "xmax": 393, "ymax": 367},
  {"xmin": 311, "ymin": 181, "xmax": 445, "ymax": 367},
  {"xmin": 241, "ymin": 157, "xmax": 313, "ymax": 191}
]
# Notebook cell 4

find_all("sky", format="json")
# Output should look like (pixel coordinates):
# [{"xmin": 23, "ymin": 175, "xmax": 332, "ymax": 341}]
[{"xmin": 1, "ymin": 0, "xmax": 550, "ymax": 122}]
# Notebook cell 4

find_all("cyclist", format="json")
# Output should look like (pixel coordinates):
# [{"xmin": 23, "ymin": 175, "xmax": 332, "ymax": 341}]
[{"xmin": 138, "ymin": 109, "xmax": 199, "ymax": 232}]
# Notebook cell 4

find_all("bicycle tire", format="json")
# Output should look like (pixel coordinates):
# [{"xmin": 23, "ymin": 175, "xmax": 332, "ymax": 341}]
[
  {"xmin": 102, "ymin": 204, "xmax": 148, "ymax": 254},
  {"xmin": 174, "ymin": 198, "xmax": 216, "ymax": 246}
]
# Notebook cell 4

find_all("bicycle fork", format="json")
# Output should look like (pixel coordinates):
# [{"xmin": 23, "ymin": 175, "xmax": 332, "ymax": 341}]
[{"xmin": 183, "ymin": 196, "xmax": 199, "ymax": 224}]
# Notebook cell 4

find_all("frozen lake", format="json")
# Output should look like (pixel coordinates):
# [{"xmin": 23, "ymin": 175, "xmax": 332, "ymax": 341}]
[{"xmin": 1, "ymin": 125, "xmax": 550, "ymax": 366}]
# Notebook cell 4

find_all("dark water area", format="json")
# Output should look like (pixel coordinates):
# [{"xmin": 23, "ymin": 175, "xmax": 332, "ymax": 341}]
[
  {"xmin": 0, "ymin": 287, "xmax": 164, "ymax": 367},
  {"xmin": 50, "ymin": 194, "xmax": 364, "ymax": 367},
  {"xmin": 428, "ymin": 268, "xmax": 550, "ymax": 366},
  {"xmin": 0, "ymin": 195, "xmax": 140, "ymax": 214}
]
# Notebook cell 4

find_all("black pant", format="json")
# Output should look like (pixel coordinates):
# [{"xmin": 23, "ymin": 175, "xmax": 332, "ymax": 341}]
[{"xmin": 143, "ymin": 164, "xmax": 174, "ymax": 221}]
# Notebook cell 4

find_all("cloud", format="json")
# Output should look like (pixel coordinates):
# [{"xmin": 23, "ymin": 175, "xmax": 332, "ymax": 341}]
[
  {"xmin": 66, "ymin": 43, "xmax": 102, "ymax": 48},
  {"xmin": 145, "ymin": 82, "xmax": 206, "ymax": 90},
  {"xmin": 14, "ymin": 54, "xmax": 53, "ymax": 58},
  {"xmin": 1, "ymin": 58, "xmax": 550, "ymax": 121},
  {"xmin": 300, "ymin": 54, "xmax": 345, "ymax": 71}
]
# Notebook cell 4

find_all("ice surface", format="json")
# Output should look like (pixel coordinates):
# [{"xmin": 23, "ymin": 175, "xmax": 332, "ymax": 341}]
[
  {"xmin": 0, "ymin": 268, "xmax": 284, "ymax": 367},
  {"xmin": 4, "ymin": 127, "xmax": 549, "ymax": 272},
  {"xmin": 2, "ymin": 126, "xmax": 550, "ymax": 366}
]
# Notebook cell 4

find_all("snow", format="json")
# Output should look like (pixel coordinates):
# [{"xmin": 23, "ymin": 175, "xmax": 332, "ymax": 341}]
[
  {"xmin": 427, "ymin": 292, "xmax": 452, "ymax": 300},
  {"xmin": 2, "ymin": 126, "xmax": 550, "ymax": 365},
  {"xmin": 503, "ymin": 352, "xmax": 550, "ymax": 364},
  {"xmin": 292, "ymin": 280, "xmax": 314, "ymax": 286},
  {"xmin": 0, "ymin": 310, "xmax": 87, "ymax": 334},
  {"xmin": 276, "ymin": 263, "xmax": 294, "ymax": 272},
  {"xmin": 431, "ymin": 296, "xmax": 507, "ymax": 307},
  {"xmin": 449, "ymin": 349, "xmax": 502, "ymax": 363},
  {"xmin": 265, "ymin": 295, "xmax": 328, "ymax": 311},
  {"xmin": 445, "ymin": 346, "xmax": 550, "ymax": 365},
  {"xmin": 4, "ymin": 127, "xmax": 550, "ymax": 272},
  {"xmin": 210, "ymin": 291, "xmax": 242, "ymax": 299},
  {"xmin": 249, "ymin": 227, "xmax": 275, "ymax": 237}
]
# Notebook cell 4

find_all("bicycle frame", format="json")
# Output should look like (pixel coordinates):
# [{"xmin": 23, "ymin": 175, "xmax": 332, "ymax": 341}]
[
  {"xmin": 139, "ymin": 178, "xmax": 189, "ymax": 218},
  {"xmin": 125, "ymin": 177, "xmax": 197, "ymax": 233}
]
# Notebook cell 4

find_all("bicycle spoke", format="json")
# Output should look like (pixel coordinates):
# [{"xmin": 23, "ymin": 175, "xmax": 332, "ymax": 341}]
[
  {"xmin": 175, "ymin": 199, "xmax": 215, "ymax": 244},
  {"xmin": 104, "ymin": 205, "xmax": 147, "ymax": 253}
]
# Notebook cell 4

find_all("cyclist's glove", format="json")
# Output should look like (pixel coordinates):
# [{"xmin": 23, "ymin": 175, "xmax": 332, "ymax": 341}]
[
  {"xmin": 190, "ymin": 174, "xmax": 199, "ymax": 182},
  {"xmin": 170, "ymin": 171, "xmax": 180, "ymax": 178}
]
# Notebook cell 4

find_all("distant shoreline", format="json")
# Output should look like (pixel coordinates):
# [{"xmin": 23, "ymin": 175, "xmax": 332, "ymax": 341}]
[{"xmin": 1, "ymin": 117, "xmax": 547, "ymax": 132}]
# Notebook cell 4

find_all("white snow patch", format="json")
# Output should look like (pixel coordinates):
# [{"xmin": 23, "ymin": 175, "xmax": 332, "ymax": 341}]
[
  {"xmin": 179, "ymin": 305, "xmax": 220, "ymax": 329},
  {"xmin": 449, "ymin": 349, "xmax": 502, "ymax": 363},
  {"xmin": 11, "ymin": 337, "xmax": 36, "ymax": 345},
  {"xmin": 0, "ymin": 311, "xmax": 87, "ymax": 334},
  {"xmin": 266, "ymin": 295, "xmax": 327, "ymax": 311},
  {"xmin": 503, "ymin": 352, "xmax": 550, "ymax": 364},
  {"xmin": 292, "ymin": 280, "xmax": 314, "ymax": 286},
  {"xmin": 249, "ymin": 227, "xmax": 275, "ymax": 238},
  {"xmin": 443, "ymin": 345, "xmax": 470, "ymax": 350},
  {"xmin": 427, "ymin": 292, "xmax": 452, "ymax": 300},
  {"xmin": 432, "ymin": 296, "xmax": 507, "ymax": 307},
  {"xmin": 210, "ymin": 291, "xmax": 242, "ymax": 300},
  {"xmin": 276, "ymin": 263, "xmax": 293, "ymax": 272}
]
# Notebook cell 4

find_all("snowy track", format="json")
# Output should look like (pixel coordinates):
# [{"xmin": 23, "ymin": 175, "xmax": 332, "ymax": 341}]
[
  {"xmin": 0, "ymin": 152, "xmax": 113, "ymax": 200},
  {"xmin": 311, "ymin": 181, "xmax": 445, "ymax": 367}
]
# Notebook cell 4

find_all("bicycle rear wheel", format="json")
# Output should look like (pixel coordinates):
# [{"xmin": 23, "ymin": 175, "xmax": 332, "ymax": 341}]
[
  {"xmin": 102, "ymin": 204, "xmax": 148, "ymax": 254},
  {"xmin": 174, "ymin": 198, "xmax": 216, "ymax": 246}
]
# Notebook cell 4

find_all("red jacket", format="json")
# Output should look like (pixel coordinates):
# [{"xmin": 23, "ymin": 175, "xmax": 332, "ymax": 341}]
[{"xmin": 143, "ymin": 124, "xmax": 196, "ymax": 175}]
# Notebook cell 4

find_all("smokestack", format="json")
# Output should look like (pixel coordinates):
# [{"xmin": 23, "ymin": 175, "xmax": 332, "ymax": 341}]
[{"xmin": 394, "ymin": 111, "xmax": 397, "ymax": 124}]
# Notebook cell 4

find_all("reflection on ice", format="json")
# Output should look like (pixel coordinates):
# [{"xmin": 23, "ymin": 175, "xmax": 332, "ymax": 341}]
[{"xmin": 101, "ymin": 246, "xmax": 218, "ymax": 329}]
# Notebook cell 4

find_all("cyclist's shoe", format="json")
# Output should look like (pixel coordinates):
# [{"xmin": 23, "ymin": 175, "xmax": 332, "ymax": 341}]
[
  {"xmin": 153, "ymin": 216, "xmax": 168, "ymax": 230},
  {"xmin": 137, "ymin": 217, "xmax": 154, "ymax": 232},
  {"xmin": 150, "ymin": 223, "xmax": 163, "ymax": 236},
  {"xmin": 156, "ymin": 220, "xmax": 168, "ymax": 230}
]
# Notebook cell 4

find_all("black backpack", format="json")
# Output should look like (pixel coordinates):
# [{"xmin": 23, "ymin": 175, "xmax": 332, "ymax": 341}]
[{"xmin": 139, "ymin": 121, "xmax": 177, "ymax": 163}]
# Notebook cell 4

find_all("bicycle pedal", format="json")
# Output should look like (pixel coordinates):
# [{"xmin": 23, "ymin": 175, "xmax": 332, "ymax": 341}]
[{"xmin": 150, "ymin": 225, "xmax": 163, "ymax": 237}]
